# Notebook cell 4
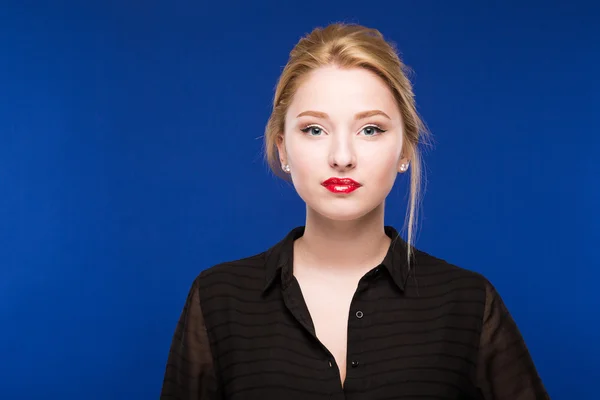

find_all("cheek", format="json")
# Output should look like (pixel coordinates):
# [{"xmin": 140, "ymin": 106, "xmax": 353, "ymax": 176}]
[
  {"xmin": 288, "ymin": 149, "xmax": 321, "ymax": 189},
  {"xmin": 363, "ymin": 147, "xmax": 400, "ymax": 177},
  {"xmin": 285, "ymin": 143, "xmax": 325, "ymax": 200},
  {"xmin": 286, "ymin": 138, "xmax": 322, "ymax": 171}
]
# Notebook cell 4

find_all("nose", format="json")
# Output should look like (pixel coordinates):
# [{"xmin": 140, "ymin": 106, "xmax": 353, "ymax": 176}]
[{"xmin": 328, "ymin": 134, "xmax": 357, "ymax": 172}]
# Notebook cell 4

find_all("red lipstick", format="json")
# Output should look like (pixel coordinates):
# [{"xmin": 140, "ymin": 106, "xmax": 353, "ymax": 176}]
[{"xmin": 321, "ymin": 177, "xmax": 362, "ymax": 194}]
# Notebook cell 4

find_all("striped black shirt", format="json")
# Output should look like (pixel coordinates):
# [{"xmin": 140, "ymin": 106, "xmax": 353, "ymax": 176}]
[{"xmin": 160, "ymin": 226, "xmax": 549, "ymax": 399}]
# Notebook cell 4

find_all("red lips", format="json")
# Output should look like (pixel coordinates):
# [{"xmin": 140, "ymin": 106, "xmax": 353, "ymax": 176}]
[{"xmin": 321, "ymin": 177, "xmax": 362, "ymax": 194}]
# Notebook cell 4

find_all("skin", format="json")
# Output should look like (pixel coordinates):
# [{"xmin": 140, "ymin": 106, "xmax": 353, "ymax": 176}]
[
  {"xmin": 277, "ymin": 65, "xmax": 410, "ymax": 277},
  {"xmin": 276, "ymin": 65, "xmax": 411, "ymax": 385}
]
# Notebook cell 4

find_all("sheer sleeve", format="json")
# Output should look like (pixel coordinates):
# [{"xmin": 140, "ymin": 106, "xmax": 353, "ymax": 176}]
[
  {"xmin": 160, "ymin": 278, "xmax": 221, "ymax": 399},
  {"xmin": 476, "ymin": 280, "xmax": 549, "ymax": 399}
]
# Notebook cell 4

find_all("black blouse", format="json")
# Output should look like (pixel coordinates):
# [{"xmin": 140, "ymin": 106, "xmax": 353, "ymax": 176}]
[{"xmin": 160, "ymin": 226, "xmax": 549, "ymax": 399}]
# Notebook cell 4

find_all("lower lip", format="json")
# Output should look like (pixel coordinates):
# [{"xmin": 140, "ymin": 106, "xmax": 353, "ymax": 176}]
[{"xmin": 322, "ymin": 184, "xmax": 360, "ymax": 194}]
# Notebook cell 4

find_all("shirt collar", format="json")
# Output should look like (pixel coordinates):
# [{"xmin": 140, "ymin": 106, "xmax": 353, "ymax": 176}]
[{"xmin": 262, "ymin": 226, "xmax": 411, "ymax": 294}]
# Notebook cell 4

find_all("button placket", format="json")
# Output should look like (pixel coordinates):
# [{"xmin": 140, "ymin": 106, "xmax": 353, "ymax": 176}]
[
  {"xmin": 349, "ymin": 309, "xmax": 363, "ymax": 370},
  {"xmin": 348, "ymin": 288, "xmax": 368, "ymax": 378}
]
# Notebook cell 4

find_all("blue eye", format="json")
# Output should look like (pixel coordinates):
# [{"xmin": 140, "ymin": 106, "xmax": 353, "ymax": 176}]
[
  {"xmin": 300, "ymin": 124, "xmax": 386, "ymax": 136},
  {"xmin": 361, "ymin": 125, "xmax": 386, "ymax": 136},
  {"xmin": 300, "ymin": 125, "xmax": 324, "ymax": 136}
]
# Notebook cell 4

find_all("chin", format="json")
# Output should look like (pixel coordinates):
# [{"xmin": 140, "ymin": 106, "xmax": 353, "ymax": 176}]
[{"xmin": 310, "ymin": 201, "xmax": 381, "ymax": 222}]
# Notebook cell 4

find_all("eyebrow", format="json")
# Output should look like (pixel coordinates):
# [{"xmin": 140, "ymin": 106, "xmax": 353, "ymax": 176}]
[{"xmin": 296, "ymin": 109, "xmax": 391, "ymax": 121}]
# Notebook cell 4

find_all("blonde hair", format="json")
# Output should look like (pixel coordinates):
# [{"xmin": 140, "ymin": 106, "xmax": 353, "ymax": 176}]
[{"xmin": 263, "ymin": 23, "xmax": 431, "ymax": 269}]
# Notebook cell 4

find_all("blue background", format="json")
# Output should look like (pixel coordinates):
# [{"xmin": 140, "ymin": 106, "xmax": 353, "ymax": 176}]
[{"xmin": 1, "ymin": 1, "xmax": 598, "ymax": 398}]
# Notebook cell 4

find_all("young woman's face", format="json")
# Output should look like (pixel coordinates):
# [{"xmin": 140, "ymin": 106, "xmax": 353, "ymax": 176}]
[{"xmin": 278, "ymin": 66, "xmax": 408, "ymax": 221}]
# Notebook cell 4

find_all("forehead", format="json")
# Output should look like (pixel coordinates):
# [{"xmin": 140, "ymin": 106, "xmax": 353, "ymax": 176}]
[{"xmin": 288, "ymin": 66, "xmax": 400, "ymax": 120}]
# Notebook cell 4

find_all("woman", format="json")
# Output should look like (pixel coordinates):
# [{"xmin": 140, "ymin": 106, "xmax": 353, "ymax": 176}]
[{"xmin": 160, "ymin": 23, "xmax": 549, "ymax": 399}]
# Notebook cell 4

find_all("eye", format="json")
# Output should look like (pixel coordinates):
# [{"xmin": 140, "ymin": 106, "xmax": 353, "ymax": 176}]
[
  {"xmin": 360, "ymin": 125, "xmax": 386, "ymax": 136},
  {"xmin": 300, "ymin": 125, "xmax": 325, "ymax": 136}
]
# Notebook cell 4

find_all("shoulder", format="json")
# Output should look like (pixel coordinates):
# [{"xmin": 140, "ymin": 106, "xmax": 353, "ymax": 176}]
[
  {"xmin": 185, "ymin": 251, "xmax": 275, "ymax": 330},
  {"xmin": 411, "ymin": 247, "xmax": 495, "ymax": 301},
  {"xmin": 190, "ymin": 250, "xmax": 269, "ymax": 295}
]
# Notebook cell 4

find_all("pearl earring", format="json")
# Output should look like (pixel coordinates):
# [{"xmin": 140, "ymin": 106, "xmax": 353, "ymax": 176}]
[
  {"xmin": 283, "ymin": 164, "xmax": 291, "ymax": 173},
  {"xmin": 400, "ymin": 163, "xmax": 409, "ymax": 171}
]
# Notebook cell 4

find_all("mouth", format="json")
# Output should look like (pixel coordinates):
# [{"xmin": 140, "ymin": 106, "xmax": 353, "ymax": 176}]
[{"xmin": 321, "ymin": 177, "xmax": 362, "ymax": 194}]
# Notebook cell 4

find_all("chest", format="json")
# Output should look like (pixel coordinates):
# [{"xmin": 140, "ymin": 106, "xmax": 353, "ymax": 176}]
[
  {"xmin": 296, "ymin": 277, "xmax": 357, "ymax": 384},
  {"xmin": 208, "ymin": 277, "xmax": 483, "ymax": 400}
]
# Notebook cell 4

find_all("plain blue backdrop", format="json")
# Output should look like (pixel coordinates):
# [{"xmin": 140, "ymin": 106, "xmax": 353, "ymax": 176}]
[{"xmin": 1, "ymin": 1, "xmax": 598, "ymax": 398}]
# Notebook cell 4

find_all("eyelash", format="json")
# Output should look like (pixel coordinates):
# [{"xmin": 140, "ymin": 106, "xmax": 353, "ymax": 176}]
[{"xmin": 299, "ymin": 124, "xmax": 387, "ymax": 136}]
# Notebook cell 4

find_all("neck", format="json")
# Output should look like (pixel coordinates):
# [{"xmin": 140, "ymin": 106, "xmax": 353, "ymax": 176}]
[{"xmin": 293, "ymin": 203, "xmax": 391, "ymax": 276}]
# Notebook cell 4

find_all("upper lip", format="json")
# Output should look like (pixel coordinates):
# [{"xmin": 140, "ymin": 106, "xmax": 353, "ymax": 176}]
[{"xmin": 322, "ymin": 177, "xmax": 362, "ymax": 186}]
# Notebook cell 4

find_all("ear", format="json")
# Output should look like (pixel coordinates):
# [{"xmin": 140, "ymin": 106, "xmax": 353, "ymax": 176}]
[
  {"xmin": 397, "ymin": 156, "xmax": 411, "ymax": 173},
  {"xmin": 276, "ymin": 133, "xmax": 287, "ymax": 166}
]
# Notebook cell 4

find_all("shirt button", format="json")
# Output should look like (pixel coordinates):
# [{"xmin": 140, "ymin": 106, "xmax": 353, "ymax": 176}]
[
  {"xmin": 356, "ymin": 310, "xmax": 364, "ymax": 319},
  {"xmin": 328, "ymin": 359, "xmax": 333, "ymax": 368},
  {"xmin": 351, "ymin": 360, "xmax": 360, "ymax": 368}
]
